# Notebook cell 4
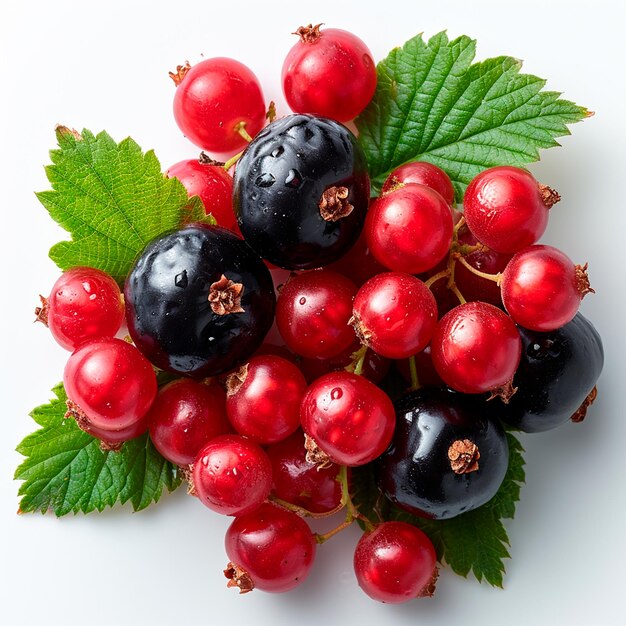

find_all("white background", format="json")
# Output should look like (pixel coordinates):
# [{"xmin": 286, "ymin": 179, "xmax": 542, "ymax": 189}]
[{"xmin": 1, "ymin": 0, "xmax": 624, "ymax": 624}]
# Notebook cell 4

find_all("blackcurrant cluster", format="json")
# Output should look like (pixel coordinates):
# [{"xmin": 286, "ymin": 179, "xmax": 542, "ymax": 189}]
[{"xmin": 35, "ymin": 24, "xmax": 603, "ymax": 605}]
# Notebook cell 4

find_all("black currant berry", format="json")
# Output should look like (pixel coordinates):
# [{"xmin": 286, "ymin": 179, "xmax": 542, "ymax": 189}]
[
  {"xmin": 494, "ymin": 313, "xmax": 604, "ymax": 432},
  {"xmin": 125, "ymin": 224, "xmax": 275, "ymax": 377},
  {"xmin": 376, "ymin": 387, "xmax": 509, "ymax": 520},
  {"xmin": 233, "ymin": 114, "xmax": 370, "ymax": 270}
]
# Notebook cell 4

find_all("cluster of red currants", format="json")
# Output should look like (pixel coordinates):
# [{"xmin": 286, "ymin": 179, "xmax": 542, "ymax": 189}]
[{"xmin": 35, "ymin": 24, "xmax": 601, "ymax": 604}]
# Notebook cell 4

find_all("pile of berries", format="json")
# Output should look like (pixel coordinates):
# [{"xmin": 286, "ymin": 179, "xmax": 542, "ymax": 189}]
[{"xmin": 35, "ymin": 24, "xmax": 603, "ymax": 604}]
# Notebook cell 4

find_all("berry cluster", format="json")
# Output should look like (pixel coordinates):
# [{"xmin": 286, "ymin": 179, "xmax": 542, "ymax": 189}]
[{"xmin": 35, "ymin": 24, "xmax": 603, "ymax": 604}]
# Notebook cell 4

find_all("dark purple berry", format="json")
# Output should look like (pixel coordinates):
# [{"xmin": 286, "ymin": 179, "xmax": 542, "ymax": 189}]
[
  {"xmin": 494, "ymin": 313, "xmax": 603, "ymax": 432},
  {"xmin": 233, "ymin": 114, "xmax": 370, "ymax": 270},
  {"xmin": 125, "ymin": 224, "xmax": 275, "ymax": 377},
  {"xmin": 377, "ymin": 387, "xmax": 508, "ymax": 520}
]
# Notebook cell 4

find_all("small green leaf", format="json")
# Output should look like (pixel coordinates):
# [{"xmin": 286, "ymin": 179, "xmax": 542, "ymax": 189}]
[
  {"xmin": 37, "ymin": 126, "xmax": 214, "ymax": 283},
  {"xmin": 15, "ymin": 384, "xmax": 181, "ymax": 516},
  {"xmin": 352, "ymin": 430, "xmax": 526, "ymax": 587},
  {"xmin": 356, "ymin": 32, "xmax": 590, "ymax": 199}
]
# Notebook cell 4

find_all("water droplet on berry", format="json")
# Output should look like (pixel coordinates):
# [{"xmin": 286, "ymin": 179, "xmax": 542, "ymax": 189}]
[
  {"xmin": 330, "ymin": 387, "xmax": 343, "ymax": 400},
  {"xmin": 285, "ymin": 168, "xmax": 303, "ymax": 188},
  {"xmin": 255, "ymin": 172, "xmax": 276, "ymax": 188},
  {"xmin": 175, "ymin": 270, "xmax": 188, "ymax": 288},
  {"xmin": 299, "ymin": 297, "xmax": 306, "ymax": 305}
]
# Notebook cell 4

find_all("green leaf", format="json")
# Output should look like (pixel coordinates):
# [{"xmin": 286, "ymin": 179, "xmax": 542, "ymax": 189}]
[
  {"xmin": 356, "ymin": 31, "xmax": 590, "ymax": 199},
  {"xmin": 15, "ymin": 384, "xmax": 182, "ymax": 516},
  {"xmin": 352, "ymin": 431, "xmax": 526, "ymax": 587},
  {"xmin": 36, "ymin": 126, "xmax": 214, "ymax": 284}
]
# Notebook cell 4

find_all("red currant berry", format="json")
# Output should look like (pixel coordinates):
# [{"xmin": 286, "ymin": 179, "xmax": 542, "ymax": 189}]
[
  {"xmin": 431, "ymin": 302, "xmax": 522, "ymax": 396},
  {"xmin": 266, "ymin": 430, "xmax": 342, "ymax": 514},
  {"xmin": 224, "ymin": 502, "xmax": 316, "ymax": 593},
  {"xmin": 298, "ymin": 340, "xmax": 390, "ymax": 385},
  {"xmin": 63, "ymin": 338, "xmax": 157, "ymax": 431},
  {"xmin": 171, "ymin": 58, "xmax": 265, "ymax": 154},
  {"xmin": 463, "ymin": 166, "xmax": 560, "ymax": 253},
  {"xmin": 300, "ymin": 372, "xmax": 395, "ymax": 467},
  {"xmin": 382, "ymin": 161, "xmax": 455, "ymax": 205},
  {"xmin": 282, "ymin": 24, "xmax": 376, "ymax": 122},
  {"xmin": 167, "ymin": 158, "xmax": 239, "ymax": 234},
  {"xmin": 501, "ymin": 244, "xmax": 594, "ymax": 331},
  {"xmin": 225, "ymin": 355, "xmax": 307, "ymax": 445},
  {"xmin": 192, "ymin": 434, "xmax": 272, "ymax": 516},
  {"xmin": 354, "ymin": 522, "xmax": 438, "ymax": 603},
  {"xmin": 148, "ymin": 379, "xmax": 231, "ymax": 466},
  {"xmin": 351, "ymin": 273, "xmax": 438, "ymax": 360},
  {"xmin": 276, "ymin": 270, "xmax": 357, "ymax": 359},
  {"xmin": 35, "ymin": 267, "xmax": 124, "ymax": 351},
  {"xmin": 365, "ymin": 184, "xmax": 454, "ymax": 274}
]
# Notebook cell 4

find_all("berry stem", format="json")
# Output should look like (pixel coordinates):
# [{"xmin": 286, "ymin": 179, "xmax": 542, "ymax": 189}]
[
  {"xmin": 345, "ymin": 344, "xmax": 368, "ymax": 376},
  {"xmin": 453, "ymin": 215, "xmax": 466, "ymax": 236},
  {"xmin": 314, "ymin": 465, "xmax": 374, "ymax": 544},
  {"xmin": 457, "ymin": 243, "xmax": 484, "ymax": 256},
  {"xmin": 449, "ymin": 283, "xmax": 467, "ymax": 305},
  {"xmin": 269, "ymin": 495, "xmax": 345, "ymax": 519},
  {"xmin": 424, "ymin": 269, "xmax": 450, "ymax": 290},
  {"xmin": 455, "ymin": 254, "xmax": 502, "ymax": 285},
  {"xmin": 314, "ymin": 518, "xmax": 354, "ymax": 544},
  {"xmin": 408, "ymin": 356, "xmax": 420, "ymax": 392},
  {"xmin": 234, "ymin": 121, "xmax": 253, "ymax": 143},
  {"xmin": 223, "ymin": 150, "xmax": 244, "ymax": 171},
  {"xmin": 338, "ymin": 465, "xmax": 359, "ymax": 520}
]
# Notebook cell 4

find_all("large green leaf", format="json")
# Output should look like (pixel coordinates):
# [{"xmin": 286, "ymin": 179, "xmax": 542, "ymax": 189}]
[
  {"xmin": 15, "ymin": 384, "xmax": 181, "ymax": 516},
  {"xmin": 356, "ymin": 32, "xmax": 590, "ymax": 199},
  {"xmin": 37, "ymin": 127, "xmax": 212, "ymax": 283}
]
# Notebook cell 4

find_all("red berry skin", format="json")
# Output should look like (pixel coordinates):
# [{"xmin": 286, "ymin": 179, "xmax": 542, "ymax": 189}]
[
  {"xmin": 63, "ymin": 338, "xmax": 157, "ymax": 431},
  {"xmin": 167, "ymin": 159, "xmax": 239, "ymax": 234},
  {"xmin": 83, "ymin": 415, "xmax": 149, "ymax": 446},
  {"xmin": 282, "ymin": 26, "xmax": 376, "ymax": 122},
  {"xmin": 276, "ymin": 270, "xmax": 357, "ymax": 359},
  {"xmin": 148, "ymin": 379, "xmax": 231, "ymax": 466},
  {"xmin": 300, "ymin": 372, "xmax": 395, "ymax": 467},
  {"xmin": 173, "ymin": 58, "xmax": 265, "ymax": 154},
  {"xmin": 382, "ymin": 162, "xmax": 455, "ymax": 205},
  {"xmin": 352, "ymin": 273, "xmax": 438, "ymax": 360},
  {"xmin": 431, "ymin": 302, "xmax": 522, "ymax": 394},
  {"xmin": 365, "ymin": 184, "xmax": 454, "ymax": 274},
  {"xmin": 501, "ymin": 245, "xmax": 589, "ymax": 331},
  {"xmin": 45, "ymin": 267, "xmax": 124, "ymax": 351},
  {"xmin": 226, "ymin": 356, "xmax": 307, "ymax": 445},
  {"xmin": 266, "ymin": 430, "xmax": 342, "ymax": 514},
  {"xmin": 225, "ymin": 502, "xmax": 316, "ymax": 593},
  {"xmin": 192, "ymin": 434, "xmax": 272, "ymax": 516},
  {"xmin": 463, "ymin": 166, "xmax": 552, "ymax": 253},
  {"xmin": 354, "ymin": 522, "xmax": 437, "ymax": 603},
  {"xmin": 327, "ymin": 226, "xmax": 387, "ymax": 287}
]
